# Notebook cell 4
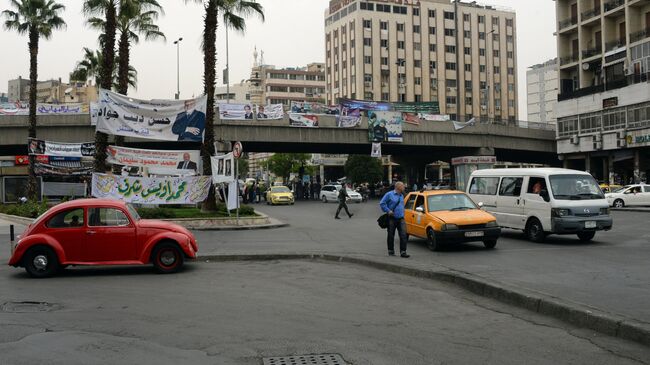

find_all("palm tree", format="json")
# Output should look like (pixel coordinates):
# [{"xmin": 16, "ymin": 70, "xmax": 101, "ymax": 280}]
[
  {"xmin": 70, "ymin": 47, "xmax": 138, "ymax": 89},
  {"xmin": 3, "ymin": 0, "xmax": 66, "ymax": 200},
  {"xmin": 188, "ymin": 0, "xmax": 264, "ymax": 210},
  {"xmin": 83, "ymin": 0, "xmax": 118, "ymax": 172}
]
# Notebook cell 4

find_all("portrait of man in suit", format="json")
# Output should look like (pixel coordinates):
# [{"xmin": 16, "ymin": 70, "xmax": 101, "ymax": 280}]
[
  {"xmin": 225, "ymin": 159, "xmax": 232, "ymax": 177},
  {"xmin": 177, "ymin": 153, "xmax": 197, "ymax": 171},
  {"xmin": 244, "ymin": 104, "xmax": 254, "ymax": 119},
  {"xmin": 172, "ymin": 99, "xmax": 206, "ymax": 142}
]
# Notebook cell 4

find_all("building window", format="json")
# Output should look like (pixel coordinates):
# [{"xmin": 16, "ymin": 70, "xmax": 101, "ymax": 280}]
[
  {"xmin": 603, "ymin": 108, "xmax": 626, "ymax": 130},
  {"xmin": 397, "ymin": 23, "xmax": 404, "ymax": 32},
  {"xmin": 431, "ymin": 78, "xmax": 438, "ymax": 88},
  {"xmin": 506, "ymin": 18, "xmax": 513, "ymax": 27},
  {"xmin": 429, "ymin": 26, "xmax": 436, "ymax": 35},
  {"xmin": 478, "ymin": 15, "xmax": 485, "ymax": 24},
  {"xmin": 445, "ymin": 62, "xmax": 456, "ymax": 70},
  {"xmin": 492, "ymin": 33, "xmax": 499, "ymax": 42},
  {"xmin": 270, "ymin": 86, "xmax": 288, "ymax": 92},
  {"xmin": 479, "ymin": 65, "xmax": 486, "ymax": 72},
  {"xmin": 508, "ymin": 83, "xmax": 515, "ymax": 92},
  {"xmin": 627, "ymin": 102, "xmax": 650, "ymax": 129},
  {"xmin": 493, "ymin": 50, "xmax": 500, "ymax": 58},
  {"xmin": 415, "ymin": 77, "xmax": 422, "ymax": 85},
  {"xmin": 381, "ymin": 57, "xmax": 388, "ymax": 65},
  {"xmin": 494, "ymin": 83, "xmax": 501, "ymax": 92},
  {"xmin": 412, "ymin": 7, "xmax": 419, "ymax": 16},
  {"xmin": 381, "ymin": 92, "xmax": 389, "ymax": 101},
  {"xmin": 415, "ymin": 94, "xmax": 422, "ymax": 102},
  {"xmin": 479, "ymin": 48, "xmax": 486, "ymax": 56},
  {"xmin": 414, "ymin": 60, "xmax": 421, "ymax": 68},
  {"xmin": 364, "ymin": 92, "xmax": 373, "ymax": 99},
  {"xmin": 364, "ymin": 73, "xmax": 372, "ymax": 82},
  {"xmin": 364, "ymin": 56, "xmax": 372, "ymax": 64},
  {"xmin": 381, "ymin": 39, "xmax": 389, "ymax": 47},
  {"xmin": 466, "ymin": 96, "xmax": 473, "ymax": 105},
  {"xmin": 464, "ymin": 64, "xmax": 471, "ymax": 72},
  {"xmin": 494, "ymin": 66, "xmax": 500, "ymax": 74},
  {"xmin": 446, "ymin": 79, "xmax": 457, "ymax": 88},
  {"xmin": 445, "ymin": 45, "xmax": 456, "ymax": 53},
  {"xmin": 429, "ymin": 61, "xmax": 437, "ymax": 69},
  {"xmin": 478, "ymin": 32, "xmax": 485, "ymax": 40},
  {"xmin": 413, "ymin": 25, "xmax": 420, "ymax": 33},
  {"xmin": 443, "ymin": 11, "xmax": 455, "ymax": 20},
  {"xmin": 507, "ymin": 51, "xmax": 513, "ymax": 59},
  {"xmin": 507, "ymin": 67, "xmax": 514, "ymax": 75},
  {"xmin": 446, "ymin": 96, "xmax": 457, "ymax": 104},
  {"xmin": 464, "ymin": 47, "xmax": 471, "ymax": 55},
  {"xmin": 492, "ymin": 17, "xmax": 499, "ymax": 26},
  {"xmin": 290, "ymin": 87, "xmax": 304, "ymax": 93},
  {"xmin": 364, "ymin": 38, "xmax": 372, "ymax": 46},
  {"xmin": 397, "ymin": 40, "xmax": 404, "ymax": 49},
  {"xmin": 429, "ymin": 43, "xmax": 436, "ymax": 52},
  {"xmin": 507, "ymin": 35, "xmax": 514, "ymax": 43},
  {"xmin": 464, "ymin": 30, "xmax": 471, "ymax": 38},
  {"xmin": 465, "ymin": 80, "xmax": 472, "ymax": 89},
  {"xmin": 414, "ymin": 42, "xmax": 421, "ymax": 51},
  {"xmin": 363, "ymin": 19, "xmax": 371, "ymax": 28},
  {"xmin": 444, "ymin": 28, "xmax": 455, "ymax": 37},
  {"xmin": 428, "ymin": 9, "xmax": 436, "ymax": 18},
  {"xmin": 380, "ymin": 21, "xmax": 388, "ymax": 30},
  {"xmin": 463, "ymin": 13, "xmax": 470, "ymax": 22}
]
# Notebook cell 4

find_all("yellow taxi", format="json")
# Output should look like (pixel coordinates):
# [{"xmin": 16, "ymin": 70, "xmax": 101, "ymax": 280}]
[
  {"xmin": 404, "ymin": 190, "xmax": 501, "ymax": 251},
  {"xmin": 266, "ymin": 186, "xmax": 295, "ymax": 205},
  {"xmin": 599, "ymin": 183, "xmax": 623, "ymax": 194}
]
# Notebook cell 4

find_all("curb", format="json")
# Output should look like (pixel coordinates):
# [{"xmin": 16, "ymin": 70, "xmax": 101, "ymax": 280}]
[
  {"xmin": 198, "ymin": 253, "xmax": 650, "ymax": 347},
  {"xmin": 0, "ymin": 213, "xmax": 33, "ymax": 226},
  {"xmin": 191, "ymin": 222, "xmax": 289, "ymax": 231}
]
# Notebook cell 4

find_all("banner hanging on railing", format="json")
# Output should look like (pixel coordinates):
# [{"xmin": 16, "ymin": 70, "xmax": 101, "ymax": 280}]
[
  {"xmin": 91, "ymin": 173, "xmax": 211, "ymax": 204},
  {"xmin": 290, "ymin": 101, "xmax": 339, "ymax": 115},
  {"xmin": 28, "ymin": 138, "xmax": 95, "ymax": 157},
  {"xmin": 106, "ymin": 145, "xmax": 200, "ymax": 171},
  {"xmin": 289, "ymin": 113, "xmax": 319, "ymax": 127},
  {"xmin": 218, "ymin": 103, "xmax": 255, "ymax": 120},
  {"xmin": 368, "ymin": 111, "xmax": 403, "ymax": 143},
  {"xmin": 34, "ymin": 155, "xmax": 93, "ymax": 176},
  {"xmin": 255, "ymin": 104, "xmax": 284, "ymax": 120},
  {"xmin": 0, "ymin": 102, "xmax": 89, "ymax": 115}
]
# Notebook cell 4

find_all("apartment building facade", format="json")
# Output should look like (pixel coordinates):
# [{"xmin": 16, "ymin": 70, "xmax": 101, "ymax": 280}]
[
  {"xmin": 7, "ymin": 77, "xmax": 98, "ymax": 103},
  {"xmin": 527, "ymin": 58, "xmax": 559, "ymax": 125},
  {"xmin": 324, "ymin": 0, "xmax": 518, "ymax": 122},
  {"xmin": 248, "ymin": 63, "xmax": 327, "ymax": 107},
  {"xmin": 555, "ymin": 0, "xmax": 650, "ymax": 184}
]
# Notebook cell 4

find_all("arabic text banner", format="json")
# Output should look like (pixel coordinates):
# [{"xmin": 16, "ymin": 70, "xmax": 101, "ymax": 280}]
[
  {"xmin": 289, "ymin": 113, "xmax": 319, "ymax": 127},
  {"xmin": 368, "ymin": 111, "xmax": 403, "ymax": 143},
  {"xmin": 0, "ymin": 102, "xmax": 89, "ymax": 115},
  {"xmin": 91, "ymin": 173, "xmax": 212, "ymax": 204},
  {"xmin": 256, "ymin": 104, "xmax": 284, "ymax": 120},
  {"xmin": 106, "ymin": 146, "xmax": 200, "ymax": 171},
  {"xmin": 290, "ymin": 101, "xmax": 339, "ymax": 115},
  {"xmin": 28, "ymin": 138, "xmax": 95, "ymax": 157},
  {"xmin": 218, "ymin": 103, "xmax": 254, "ymax": 120},
  {"xmin": 96, "ymin": 89, "xmax": 208, "ymax": 142},
  {"xmin": 211, "ymin": 153, "xmax": 235, "ymax": 183}
]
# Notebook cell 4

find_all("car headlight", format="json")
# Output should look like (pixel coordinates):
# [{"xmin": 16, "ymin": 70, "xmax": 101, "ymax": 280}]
[
  {"xmin": 600, "ymin": 207, "xmax": 610, "ymax": 215},
  {"xmin": 442, "ymin": 223, "xmax": 458, "ymax": 231},
  {"xmin": 551, "ymin": 208, "xmax": 571, "ymax": 217},
  {"xmin": 485, "ymin": 221, "xmax": 498, "ymax": 228}
]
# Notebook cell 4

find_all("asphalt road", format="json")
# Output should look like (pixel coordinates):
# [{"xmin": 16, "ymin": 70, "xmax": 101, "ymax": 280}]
[
  {"xmin": 1, "ymin": 259, "xmax": 649, "ymax": 364},
  {"xmin": 195, "ymin": 200, "xmax": 650, "ymax": 325}
]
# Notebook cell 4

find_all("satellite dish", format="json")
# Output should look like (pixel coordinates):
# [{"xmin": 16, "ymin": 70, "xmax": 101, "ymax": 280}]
[
  {"xmin": 582, "ymin": 63, "xmax": 590, "ymax": 71},
  {"xmin": 64, "ymin": 87, "xmax": 73, "ymax": 94}
]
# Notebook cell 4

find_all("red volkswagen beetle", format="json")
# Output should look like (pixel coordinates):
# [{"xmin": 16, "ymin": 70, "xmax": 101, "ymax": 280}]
[{"xmin": 9, "ymin": 199, "xmax": 198, "ymax": 278}]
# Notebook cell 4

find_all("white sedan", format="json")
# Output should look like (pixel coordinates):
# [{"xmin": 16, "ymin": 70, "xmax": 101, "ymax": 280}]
[
  {"xmin": 605, "ymin": 184, "xmax": 650, "ymax": 208},
  {"xmin": 320, "ymin": 185, "xmax": 362, "ymax": 203}
]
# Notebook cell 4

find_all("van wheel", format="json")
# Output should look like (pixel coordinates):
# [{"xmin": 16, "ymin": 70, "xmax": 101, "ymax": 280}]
[
  {"xmin": 613, "ymin": 199, "xmax": 624, "ymax": 208},
  {"xmin": 525, "ymin": 218, "xmax": 546, "ymax": 243},
  {"xmin": 577, "ymin": 232, "xmax": 596, "ymax": 242},
  {"xmin": 483, "ymin": 240, "xmax": 497, "ymax": 249},
  {"xmin": 426, "ymin": 229, "xmax": 442, "ymax": 251},
  {"xmin": 23, "ymin": 246, "xmax": 59, "ymax": 278},
  {"xmin": 152, "ymin": 242, "xmax": 184, "ymax": 274}
]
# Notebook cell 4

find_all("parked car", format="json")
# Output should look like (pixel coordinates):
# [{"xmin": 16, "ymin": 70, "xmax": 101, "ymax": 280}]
[
  {"xmin": 8, "ymin": 199, "xmax": 198, "ymax": 278},
  {"xmin": 320, "ymin": 185, "xmax": 362, "ymax": 203},
  {"xmin": 606, "ymin": 184, "xmax": 650, "ymax": 208},
  {"xmin": 403, "ymin": 190, "xmax": 501, "ymax": 251},
  {"xmin": 467, "ymin": 168, "xmax": 612, "ymax": 243},
  {"xmin": 266, "ymin": 186, "xmax": 295, "ymax": 205}
]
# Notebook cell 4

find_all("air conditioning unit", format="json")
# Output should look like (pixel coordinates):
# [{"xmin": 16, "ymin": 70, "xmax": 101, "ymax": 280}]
[
  {"xmin": 593, "ymin": 141, "xmax": 603, "ymax": 150},
  {"xmin": 570, "ymin": 135, "xmax": 579, "ymax": 145}
]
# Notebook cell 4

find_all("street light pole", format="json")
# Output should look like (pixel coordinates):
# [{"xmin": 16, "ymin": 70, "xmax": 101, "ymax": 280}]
[{"xmin": 173, "ymin": 37, "xmax": 183, "ymax": 99}]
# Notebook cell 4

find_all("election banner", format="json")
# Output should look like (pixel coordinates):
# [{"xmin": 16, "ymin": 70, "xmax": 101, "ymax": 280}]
[
  {"xmin": 338, "ymin": 98, "xmax": 440, "ymax": 115},
  {"xmin": 368, "ymin": 111, "xmax": 403, "ymax": 143},
  {"xmin": 371, "ymin": 143, "xmax": 382, "ymax": 158},
  {"xmin": 218, "ymin": 103, "xmax": 255, "ymax": 120},
  {"xmin": 256, "ymin": 104, "xmax": 284, "ymax": 120},
  {"xmin": 34, "ymin": 155, "xmax": 93, "ymax": 176},
  {"xmin": 106, "ymin": 145, "xmax": 200, "ymax": 171},
  {"xmin": 90, "ymin": 101, "xmax": 99, "ymax": 125},
  {"xmin": 290, "ymin": 101, "xmax": 339, "ymax": 115},
  {"xmin": 28, "ymin": 138, "xmax": 95, "ymax": 157},
  {"xmin": 289, "ymin": 113, "xmax": 319, "ymax": 127},
  {"xmin": 452, "ymin": 118, "xmax": 476, "ymax": 131},
  {"xmin": 0, "ymin": 102, "xmax": 89, "ymax": 115},
  {"xmin": 91, "ymin": 173, "xmax": 212, "ymax": 204},
  {"xmin": 0, "ymin": 102, "xmax": 28, "ymax": 115},
  {"xmin": 96, "ymin": 89, "xmax": 207, "ymax": 142},
  {"xmin": 420, "ymin": 113, "xmax": 450, "ymax": 122},
  {"xmin": 336, "ymin": 106, "xmax": 362, "ymax": 128},
  {"xmin": 402, "ymin": 113, "xmax": 421, "ymax": 126},
  {"xmin": 211, "ymin": 153, "xmax": 235, "ymax": 183}
]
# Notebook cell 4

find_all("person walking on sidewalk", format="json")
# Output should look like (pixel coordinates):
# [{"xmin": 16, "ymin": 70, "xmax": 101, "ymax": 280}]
[
  {"xmin": 380, "ymin": 181, "xmax": 409, "ymax": 258},
  {"xmin": 335, "ymin": 185, "xmax": 354, "ymax": 219}
]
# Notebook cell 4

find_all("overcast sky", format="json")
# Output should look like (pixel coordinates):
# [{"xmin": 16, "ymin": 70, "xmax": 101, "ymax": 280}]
[{"xmin": 1, "ymin": 0, "xmax": 556, "ymax": 120}]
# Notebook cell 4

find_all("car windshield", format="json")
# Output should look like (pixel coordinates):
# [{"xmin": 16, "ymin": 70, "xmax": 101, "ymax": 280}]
[
  {"xmin": 549, "ymin": 175, "xmax": 605, "ymax": 200},
  {"xmin": 126, "ymin": 203, "xmax": 140, "ymax": 220},
  {"xmin": 272, "ymin": 187, "xmax": 290, "ymax": 193},
  {"xmin": 427, "ymin": 194, "xmax": 477, "ymax": 212}
]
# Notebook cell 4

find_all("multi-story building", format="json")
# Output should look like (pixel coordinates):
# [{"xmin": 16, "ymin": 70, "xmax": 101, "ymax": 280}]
[
  {"xmin": 7, "ymin": 77, "xmax": 30, "ymax": 102},
  {"xmin": 0, "ymin": 92, "xmax": 8, "ymax": 103},
  {"xmin": 7, "ymin": 77, "xmax": 98, "ymax": 103},
  {"xmin": 252, "ymin": 63, "xmax": 327, "ymax": 106},
  {"xmin": 324, "ymin": 0, "xmax": 518, "ymax": 122},
  {"xmin": 554, "ymin": 0, "xmax": 650, "ymax": 184},
  {"xmin": 215, "ymin": 80, "xmax": 252, "ymax": 104},
  {"xmin": 527, "ymin": 58, "xmax": 558, "ymax": 125}
]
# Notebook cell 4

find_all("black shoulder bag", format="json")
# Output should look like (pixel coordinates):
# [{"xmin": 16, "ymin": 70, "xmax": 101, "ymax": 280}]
[{"xmin": 377, "ymin": 196, "xmax": 400, "ymax": 229}]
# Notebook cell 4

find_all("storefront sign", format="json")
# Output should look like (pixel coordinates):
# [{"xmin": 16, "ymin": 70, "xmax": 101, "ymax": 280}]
[{"xmin": 451, "ymin": 156, "xmax": 497, "ymax": 165}]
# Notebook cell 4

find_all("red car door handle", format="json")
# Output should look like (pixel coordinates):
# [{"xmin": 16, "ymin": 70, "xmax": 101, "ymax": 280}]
[{"xmin": 86, "ymin": 231, "xmax": 96, "ymax": 235}]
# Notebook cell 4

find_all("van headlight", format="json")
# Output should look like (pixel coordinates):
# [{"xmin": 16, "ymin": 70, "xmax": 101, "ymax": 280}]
[
  {"xmin": 552, "ymin": 208, "xmax": 571, "ymax": 217},
  {"xmin": 485, "ymin": 221, "xmax": 498, "ymax": 228},
  {"xmin": 442, "ymin": 224, "xmax": 458, "ymax": 231}
]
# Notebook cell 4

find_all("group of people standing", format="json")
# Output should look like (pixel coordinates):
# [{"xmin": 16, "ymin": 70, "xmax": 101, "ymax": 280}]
[{"xmin": 292, "ymin": 180, "xmax": 321, "ymax": 201}]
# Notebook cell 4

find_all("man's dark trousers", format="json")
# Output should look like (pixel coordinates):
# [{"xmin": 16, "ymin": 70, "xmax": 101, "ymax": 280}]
[
  {"xmin": 387, "ymin": 217, "xmax": 408, "ymax": 253},
  {"xmin": 336, "ymin": 201, "xmax": 352, "ymax": 218}
]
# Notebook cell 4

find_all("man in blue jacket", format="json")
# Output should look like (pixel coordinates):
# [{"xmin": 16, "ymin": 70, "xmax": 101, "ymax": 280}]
[
  {"xmin": 380, "ymin": 181, "xmax": 409, "ymax": 258},
  {"xmin": 172, "ymin": 99, "xmax": 205, "ymax": 142}
]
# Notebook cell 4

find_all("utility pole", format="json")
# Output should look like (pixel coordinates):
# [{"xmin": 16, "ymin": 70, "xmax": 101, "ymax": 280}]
[
  {"xmin": 225, "ymin": 23, "xmax": 230, "ymax": 103},
  {"xmin": 173, "ymin": 37, "xmax": 183, "ymax": 99}
]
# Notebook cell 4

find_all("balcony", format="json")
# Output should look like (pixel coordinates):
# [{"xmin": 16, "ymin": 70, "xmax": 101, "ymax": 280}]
[
  {"xmin": 603, "ymin": 0, "xmax": 624, "ymax": 13},
  {"xmin": 558, "ymin": 16, "xmax": 578, "ymax": 30},
  {"xmin": 605, "ymin": 39, "xmax": 626, "ymax": 51},
  {"xmin": 630, "ymin": 28, "xmax": 650, "ymax": 44},
  {"xmin": 580, "ymin": 6, "xmax": 600, "ymax": 22},
  {"xmin": 582, "ymin": 47, "xmax": 602, "ymax": 59},
  {"xmin": 560, "ymin": 54, "xmax": 579, "ymax": 66},
  {"xmin": 558, "ymin": 72, "xmax": 650, "ymax": 101}
]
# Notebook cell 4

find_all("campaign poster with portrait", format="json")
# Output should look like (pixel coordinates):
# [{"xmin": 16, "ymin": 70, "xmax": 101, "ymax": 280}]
[
  {"xmin": 371, "ymin": 143, "xmax": 382, "ymax": 158},
  {"xmin": 255, "ymin": 104, "xmax": 284, "ymax": 120},
  {"xmin": 96, "ymin": 89, "xmax": 207, "ymax": 142},
  {"xmin": 34, "ymin": 155, "xmax": 93, "ymax": 176},
  {"xmin": 106, "ymin": 146, "xmax": 200, "ymax": 171},
  {"xmin": 211, "ymin": 153, "xmax": 235, "ymax": 183},
  {"xmin": 289, "ymin": 113, "xmax": 319, "ymax": 127},
  {"xmin": 218, "ymin": 103, "xmax": 255, "ymax": 120},
  {"xmin": 92, "ymin": 173, "xmax": 212, "ymax": 204},
  {"xmin": 290, "ymin": 101, "xmax": 339, "ymax": 115},
  {"xmin": 336, "ymin": 106, "xmax": 362, "ymax": 128},
  {"xmin": 368, "ymin": 111, "xmax": 403, "ymax": 143},
  {"xmin": 28, "ymin": 138, "xmax": 95, "ymax": 157}
]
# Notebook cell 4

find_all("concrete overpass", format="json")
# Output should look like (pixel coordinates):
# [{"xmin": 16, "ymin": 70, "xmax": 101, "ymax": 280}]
[{"xmin": 0, "ymin": 114, "xmax": 558, "ymax": 165}]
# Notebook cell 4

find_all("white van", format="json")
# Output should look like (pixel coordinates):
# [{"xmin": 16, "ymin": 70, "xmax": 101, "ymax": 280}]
[{"xmin": 467, "ymin": 168, "xmax": 613, "ymax": 242}]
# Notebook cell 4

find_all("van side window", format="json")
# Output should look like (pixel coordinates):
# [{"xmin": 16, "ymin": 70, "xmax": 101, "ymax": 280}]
[
  {"xmin": 415, "ymin": 195, "xmax": 425, "ymax": 211},
  {"xmin": 469, "ymin": 177, "xmax": 499, "ymax": 195},
  {"xmin": 527, "ymin": 177, "xmax": 547, "ymax": 194},
  {"xmin": 405, "ymin": 195, "xmax": 416, "ymax": 211},
  {"xmin": 499, "ymin": 177, "xmax": 523, "ymax": 197}
]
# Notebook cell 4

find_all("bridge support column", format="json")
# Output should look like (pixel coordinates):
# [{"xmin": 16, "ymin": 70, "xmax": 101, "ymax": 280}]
[
  {"xmin": 608, "ymin": 154, "xmax": 615, "ymax": 185},
  {"xmin": 319, "ymin": 165, "xmax": 325, "ymax": 185},
  {"xmin": 585, "ymin": 154, "xmax": 591, "ymax": 174},
  {"xmin": 388, "ymin": 158, "xmax": 393, "ymax": 184},
  {"xmin": 634, "ymin": 150, "xmax": 641, "ymax": 184}
]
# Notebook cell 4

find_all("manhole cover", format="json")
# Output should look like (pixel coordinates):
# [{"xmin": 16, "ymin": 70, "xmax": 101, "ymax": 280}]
[
  {"xmin": 263, "ymin": 354, "xmax": 347, "ymax": 365},
  {"xmin": 1, "ymin": 301, "xmax": 61, "ymax": 313}
]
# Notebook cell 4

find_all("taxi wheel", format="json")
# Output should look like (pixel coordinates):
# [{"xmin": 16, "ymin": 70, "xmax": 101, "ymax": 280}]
[
  {"xmin": 23, "ymin": 246, "xmax": 60, "ymax": 278},
  {"xmin": 613, "ymin": 199, "xmax": 624, "ymax": 208},
  {"xmin": 152, "ymin": 242, "xmax": 184, "ymax": 274},
  {"xmin": 426, "ymin": 229, "xmax": 442, "ymax": 251},
  {"xmin": 483, "ymin": 240, "xmax": 497, "ymax": 249}
]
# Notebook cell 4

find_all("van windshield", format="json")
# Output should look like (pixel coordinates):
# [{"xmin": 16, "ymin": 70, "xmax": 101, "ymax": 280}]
[{"xmin": 549, "ymin": 175, "xmax": 604, "ymax": 200}]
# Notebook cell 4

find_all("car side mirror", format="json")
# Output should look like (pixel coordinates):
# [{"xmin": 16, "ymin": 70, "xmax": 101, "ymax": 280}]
[
  {"xmin": 478, "ymin": 202, "xmax": 484, "ymax": 209},
  {"xmin": 415, "ymin": 206, "xmax": 424, "ymax": 213},
  {"xmin": 540, "ymin": 189, "xmax": 550, "ymax": 202}
]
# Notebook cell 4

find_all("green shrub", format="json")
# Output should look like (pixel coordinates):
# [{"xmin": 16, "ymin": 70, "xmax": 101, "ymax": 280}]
[
  {"xmin": 0, "ymin": 200, "xmax": 49, "ymax": 219},
  {"xmin": 136, "ymin": 207, "xmax": 175, "ymax": 219}
]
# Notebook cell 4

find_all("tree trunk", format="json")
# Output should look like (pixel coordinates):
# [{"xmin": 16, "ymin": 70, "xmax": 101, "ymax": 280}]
[
  {"xmin": 114, "ymin": 30, "xmax": 130, "ymax": 148},
  {"xmin": 201, "ymin": 0, "xmax": 218, "ymax": 212},
  {"xmin": 94, "ymin": 1, "xmax": 117, "ymax": 173},
  {"xmin": 27, "ymin": 27, "xmax": 39, "ymax": 201}
]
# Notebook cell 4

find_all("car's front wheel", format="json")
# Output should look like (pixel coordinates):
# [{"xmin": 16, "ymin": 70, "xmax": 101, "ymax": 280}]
[
  {"xmin": 152, "ymin": 242, "xmax": 184, "ymax": 274},
  {"xmin": 613, "ymin": 199, "xmax": 625, "ymax": 208},
  {"xmin": 322, "ymin": 196, "xmax": 327, "ymax": 203},
  {"xmin": 426, "ymin": 229, "xmax": 442, "ymax": 251},
  {"xmin": 23, "ymin": 246, "xmax": 59, "ymax": 278},
  {"xmin": 577, "ymin": 231, "xmax": 596, "ymax": 242},
  {"xmin": 483, "ymin": 240, "xmax": 497, "ymax": 249}
]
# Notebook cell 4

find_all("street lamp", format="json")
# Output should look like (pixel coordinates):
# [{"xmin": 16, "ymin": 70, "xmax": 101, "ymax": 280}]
[{"xmin": 173, "ymin": 37, "xmax": 183, "ymax": 99}]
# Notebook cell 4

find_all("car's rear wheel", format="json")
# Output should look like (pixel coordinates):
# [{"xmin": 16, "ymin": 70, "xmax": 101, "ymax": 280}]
[
  {"xmin": 577, "ymin": 231, "xmax": 596, "ymax": 242},
  {"xmin": 426, "ymin": 229, "xmax": 442, "ymax": 251},
  {"xmin": 483, "ymin": 240, "xmax": 497, "ymax": 249},
  {"xmin": 613, "ymin": 199, "xmax": 624, "ymax": 208},
  {"xmin": 23, "ymin": 246, "xmax": 59, "ymax": 278},
  {"xmin": 322, "ymin": 196, "xmax": 327, "ymax": 203},
  {"xmin": 152, "ymin": 242, "xmax": 184, "ymax": 274},
  {"xmin": 525, "ymin": 218, "xmax": 546, "ymax": 243}
]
